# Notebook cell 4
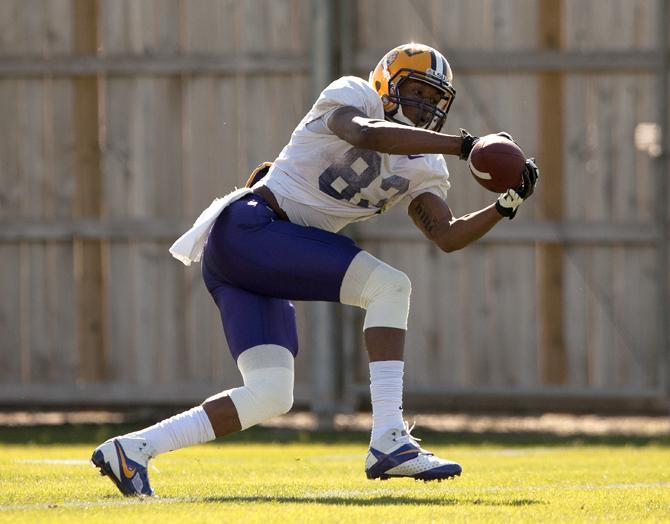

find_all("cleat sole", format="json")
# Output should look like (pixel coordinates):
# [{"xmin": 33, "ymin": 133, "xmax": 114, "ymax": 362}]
[{"xmin": 367, "ymin": 470, "xmax": 461, "ymax": 482}]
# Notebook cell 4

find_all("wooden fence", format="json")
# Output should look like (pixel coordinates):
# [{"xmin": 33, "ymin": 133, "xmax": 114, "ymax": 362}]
[{"xmin": 0, "ymin": 0, "xmax": 668, "ymax": 414}]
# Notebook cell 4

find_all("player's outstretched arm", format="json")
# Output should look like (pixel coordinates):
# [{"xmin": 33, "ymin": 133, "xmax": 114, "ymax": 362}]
[
  {"xmin": 407, "ymin": 160, "xmax": 539, "ymax": 251},
  {"xmin": 408, "ymin": 192, "xmax": 504, "ymax": 253},
  {"xmin": 328, "ymin": 106, "xmax": 464, "ymax": 157}
]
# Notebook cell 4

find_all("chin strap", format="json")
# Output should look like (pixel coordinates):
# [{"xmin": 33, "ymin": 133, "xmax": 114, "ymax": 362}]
[{"xmin": 391, "ymin": 105, "xmax": 417, "ymax": 127}]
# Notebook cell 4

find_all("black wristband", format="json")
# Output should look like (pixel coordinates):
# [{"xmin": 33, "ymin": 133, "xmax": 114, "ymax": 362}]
[{"xmin": 459, "ymin": 129, "xmax": 478, "ymax": 160}]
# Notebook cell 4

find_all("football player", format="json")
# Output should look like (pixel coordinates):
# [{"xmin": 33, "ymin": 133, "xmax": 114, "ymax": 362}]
[{"xmin": 92, "ymin": 43, "xmax": 538, "ymax": 495}]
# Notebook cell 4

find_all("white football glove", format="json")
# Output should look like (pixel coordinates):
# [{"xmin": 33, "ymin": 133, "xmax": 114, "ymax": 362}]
[
  {"xmin": 495, "ymin": 158, "xmax": 539, "ymax": 220},
  {"xmin": 495, "ymin": 189, "xmax": 524, "ymax": 219}
]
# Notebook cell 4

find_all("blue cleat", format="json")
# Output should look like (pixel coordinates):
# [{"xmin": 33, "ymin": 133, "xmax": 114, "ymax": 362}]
[
  {"xmin": 91, "ymin": 436, "xmax": 155, "ymax": 496},
  {"xmin": 365, "ymin": 423, "xmax": 462, "ymax": 482}
]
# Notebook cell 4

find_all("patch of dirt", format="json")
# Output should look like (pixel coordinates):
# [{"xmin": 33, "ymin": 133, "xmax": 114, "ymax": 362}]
[
  {"xmin": 0, "ymin": 410, "xmax": 667, "ymax": 436},
  {"xmin": 262, "ymin": 412, "xmax": 670, "ymax": 436}
]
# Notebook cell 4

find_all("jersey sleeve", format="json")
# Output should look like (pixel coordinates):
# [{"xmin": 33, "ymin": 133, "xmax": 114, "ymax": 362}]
[
  {"xmin": 405, "ymin": 155, "xmax": 451, "ymax": 202},
  {"xmin": 309, "ymin": 76, "xmax": 384, "ymax": 125}
]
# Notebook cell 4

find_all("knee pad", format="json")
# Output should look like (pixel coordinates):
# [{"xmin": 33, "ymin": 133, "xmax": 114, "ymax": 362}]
[
  {"xmin": 340, "ymin": 251, "xmax": 411, "ymax": 330},
  {"xmin": 214, "ymin": 344, "xmax": 294, "ymax": 430}
]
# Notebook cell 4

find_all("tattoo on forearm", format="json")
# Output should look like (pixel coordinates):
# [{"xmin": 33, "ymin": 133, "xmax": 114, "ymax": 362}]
[{"xmin": 413, "ymin": 201, "xmax": 436, "ymax": 234}]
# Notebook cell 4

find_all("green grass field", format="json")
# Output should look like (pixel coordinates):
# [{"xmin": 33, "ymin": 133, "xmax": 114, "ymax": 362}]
[{"xmin": 1, "ymin": 424, "xmax": 669, "ymax": 523}]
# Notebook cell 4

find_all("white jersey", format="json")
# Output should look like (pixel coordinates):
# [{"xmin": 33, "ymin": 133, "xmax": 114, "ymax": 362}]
[{"xmin": 259, "ymin": 76, "xmax": 450, "ymax": 233}]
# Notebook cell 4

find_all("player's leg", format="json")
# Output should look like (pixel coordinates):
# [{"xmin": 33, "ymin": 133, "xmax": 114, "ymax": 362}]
[
  {"xmin": 199, "ymin": 279, "xmax": 297, "ymax": 437},
  {"xmin": 340, "ymin": 251, "xmax": 462, "ymax": 481},
  {"xmin": 90, "ymin": 281, "xmax": 296, "ymax": 497},
  {"xmin": 193, "ymin": 196, "xmax": 361, "ymax": 437},
  {"xmin": 339, "ymin": 252, "xmax": 408, "ymax": 440}
]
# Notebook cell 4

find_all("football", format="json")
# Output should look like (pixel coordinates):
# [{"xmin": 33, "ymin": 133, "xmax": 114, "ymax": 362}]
[{"xmin": 467, "ymin": 134, "xmax": 526, "ymax": 192}]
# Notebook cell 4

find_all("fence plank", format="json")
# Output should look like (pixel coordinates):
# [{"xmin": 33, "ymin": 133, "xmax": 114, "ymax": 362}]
[
  {"xmin": 536, "ymin": 0, "xmax": 567, "ymax": 385},
  {"xmin": 16, "ymin": 71, "xmax": 54, "ymax": 383},
  {"xmin": 0, "ymin": 77, "xmax": 22, "ymax": 381},
  {"xmin": 73, "ymin": 0, "xmax": 106, "ymax": 382},
  {"xmin": 102, "ymin": 76, "xmax": 137, "ymax": 384},
  {"xmin": 43, "ymin": 77, "xmax": 76, "ymax": 383}
]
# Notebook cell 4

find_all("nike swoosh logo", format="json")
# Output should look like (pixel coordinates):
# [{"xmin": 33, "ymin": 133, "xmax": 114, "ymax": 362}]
[
  {"xmin": 407, "ymin": 155, "xmax": 425, "ymax": 160},
  {"xmin": 396, "ymin": 449, "xmax": 421, "ymax": 456},
  {"xmin": 115, "ymin": 440, "xmax": 136, "ymax": 479}
]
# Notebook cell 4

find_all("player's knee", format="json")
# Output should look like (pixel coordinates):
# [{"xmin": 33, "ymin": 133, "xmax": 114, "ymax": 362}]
[
  {"xmin": 227, "ymin": 345, "xmax": 295, "ymax": 429},
  {"xmin": 246, "ymin": 368, "xmax": 294, "ymax": 416},
  {"xmin": 374, "ymin": 266, "xmax": 412, "ymax": 302},
  {"xmin": 363, "ymin": 265, "xmax": 411, "ymax": 330},
  {"xmin": 340, "ymin": 252, "xmax": 411, "ymax": 330}
]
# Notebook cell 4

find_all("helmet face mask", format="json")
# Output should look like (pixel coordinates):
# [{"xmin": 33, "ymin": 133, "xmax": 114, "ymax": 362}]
[
  {"xmin": 371, "ymin": 44, "xmax": 456, "ymax": 133},
  {"xmin": 389, "ymin": 72, "xmax": 455, "ymax": 131}
]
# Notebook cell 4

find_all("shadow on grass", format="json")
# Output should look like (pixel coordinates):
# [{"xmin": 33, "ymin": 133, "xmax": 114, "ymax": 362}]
[
  {"xmin": 0, "ymin": 423, "xmax": 667, "ymax": 447},
  {"xmin": 200, "ymin": 495, "xmax": 542, "ymax": 507}
]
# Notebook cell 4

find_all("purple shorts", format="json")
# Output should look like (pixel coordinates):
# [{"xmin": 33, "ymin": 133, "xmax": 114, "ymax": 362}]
[{"xmin": 202, "ymin": 194, "xmax": 361, "ymax": 360}]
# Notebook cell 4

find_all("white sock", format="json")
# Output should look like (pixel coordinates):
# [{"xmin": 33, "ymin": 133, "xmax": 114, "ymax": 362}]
[
  {"xmin": 369, "ymin": 360, "xmax": 405, "ymax": 443},
  {"xmin": 127, "ymin": 406, "xmax": 216, "ymax": 457}
]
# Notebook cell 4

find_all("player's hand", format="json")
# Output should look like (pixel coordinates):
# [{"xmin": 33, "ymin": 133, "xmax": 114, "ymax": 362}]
[
  {"xmin": 459, "ymin": 129, "xmax": 516, "ymax": 160},
  {"xmin": 495, "ymin": 159, "xmax": 539, "ymax": 219},
  {"xmin": 516, "ymin": 158, "xmax": 539, "ymax": 199},
  {"xmin": 495, "ymin": 188, "xmax": 524, "ymax": 220},
  {"xmin": 459, "ymin": 129, "xmax": 478, "ymax": 160}
]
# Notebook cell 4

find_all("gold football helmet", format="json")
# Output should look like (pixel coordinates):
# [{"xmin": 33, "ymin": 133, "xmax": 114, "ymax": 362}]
[{"xmin": 370, "ymin": 43, "xmax": 455, "ymax": 132}]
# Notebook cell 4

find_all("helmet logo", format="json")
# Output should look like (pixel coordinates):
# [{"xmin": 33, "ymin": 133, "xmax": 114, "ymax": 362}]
[
  {"xmin": 426, "ymin": 68, "xmax": 448, "ymax": 82},
  {"xmin": 386, "ymin": 50, "xmax": 399, "ymax": 66}
]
